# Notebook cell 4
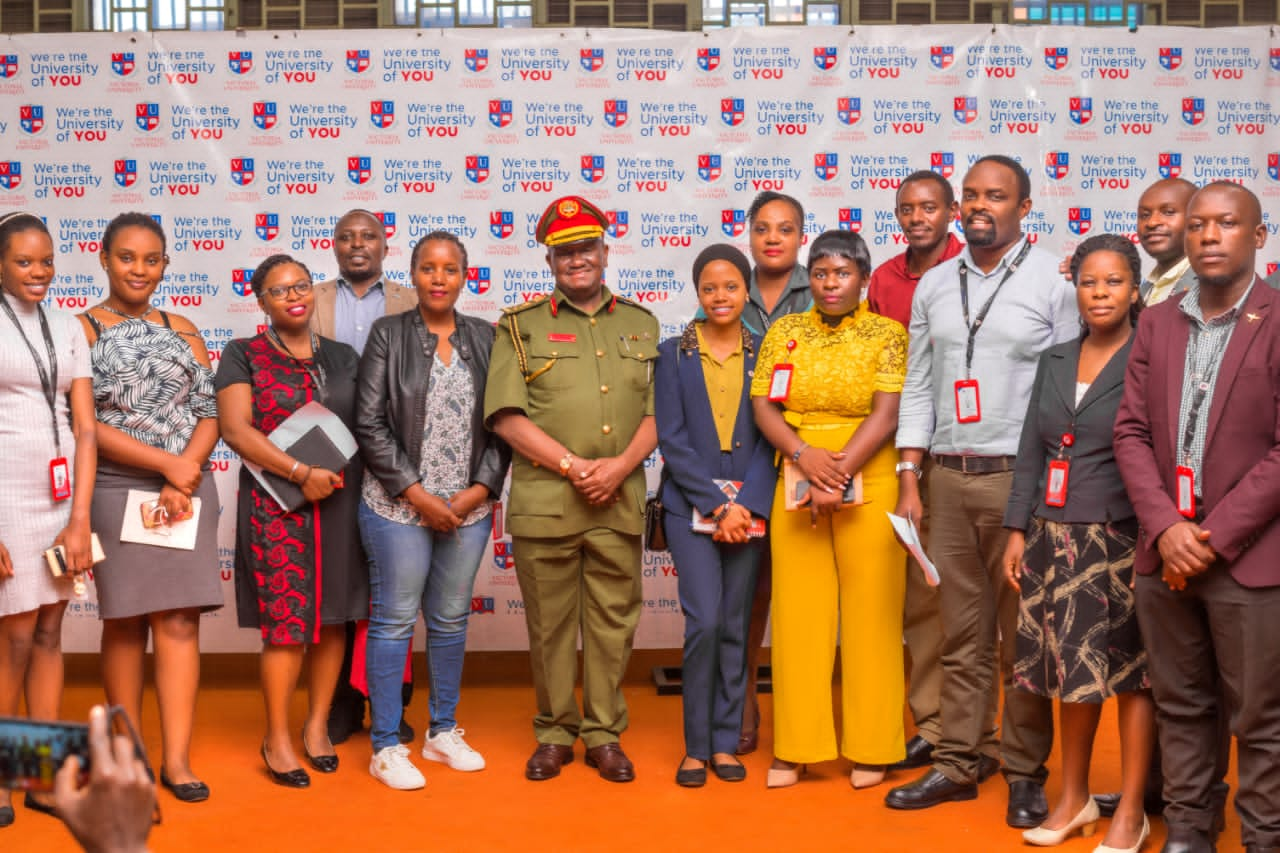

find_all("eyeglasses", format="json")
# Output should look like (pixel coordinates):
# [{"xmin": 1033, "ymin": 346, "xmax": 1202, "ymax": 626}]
[{"xmin": 263, "ymin": 281, "xmax": 313, "ymax": 300}]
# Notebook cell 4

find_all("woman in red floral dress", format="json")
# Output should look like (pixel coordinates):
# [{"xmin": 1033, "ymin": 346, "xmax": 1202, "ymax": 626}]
[{"xmin": 216, "ymin": 254, "xmax": 366, "ymax": 788}]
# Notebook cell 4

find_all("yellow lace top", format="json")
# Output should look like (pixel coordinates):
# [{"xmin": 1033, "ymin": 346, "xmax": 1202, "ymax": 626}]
[{"xmin": 750, "ymin": 307, "xmax": 907, "ymax": 417}]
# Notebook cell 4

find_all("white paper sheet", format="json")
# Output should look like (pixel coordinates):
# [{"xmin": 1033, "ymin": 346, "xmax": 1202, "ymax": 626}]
[{"xmin": 887, "ymin": 512, "xmax": 940, "ymax": 586}]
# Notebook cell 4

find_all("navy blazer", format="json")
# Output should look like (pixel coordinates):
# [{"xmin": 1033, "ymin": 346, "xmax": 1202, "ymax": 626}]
[
  {"xmin": 655, "ymin": 324, "xmax": 776, "ymax": 520},
  {"xmin": 1004, "ymin": 334, "xmax": 1136, "ymax": 531}
]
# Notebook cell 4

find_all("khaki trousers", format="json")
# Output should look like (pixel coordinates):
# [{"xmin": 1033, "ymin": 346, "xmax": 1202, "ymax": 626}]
[{"xmin": 902, "ymin": 471, "xmax": 943, "ymax": 743}]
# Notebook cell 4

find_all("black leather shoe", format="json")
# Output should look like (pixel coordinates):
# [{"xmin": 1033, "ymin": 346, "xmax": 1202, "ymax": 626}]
[
  {"xmin": 976, "ymin": 754, "xmax": 1000, "ymax": 783},
  {"xmin": 1006, "ymin": 780, "xmax": 1049, "ymax": 828},
  {"xmin": 675, "ymin": 758, "xmax": 707, "ymax": 788},
  {"xmin": 0, "ymin": 805, "xmax": 12, "ymax": 827},
  {"xmin": 261, "ymin": 742, "xmax": 311, "ymax": 788},
  {"xmin": 888, "ymin": 735, "xmax": 934, "ymax": 772},
  {"xmin": 1093, "ymin": 791, "xmax": 1122, "ymax": 818},
  {"xmin": 1161, "ymin": 828, "xmax": 1214, "ymax": 853},
  {"xmin": 525, "ymin": 743, "xmax": 573, "ymax": 781},
  {"xmin": 884, "ymin": 768, "xmax": 977, "ymax": 810},
  {"xmin": 302, "ymin": 731, "xmax": 339, "ymax": 774},
  {"xmin": 23, "ymin": 793, "xmax": 56, "ymax": 817},
  {"xmin": 711, "ymin": 757, "xmax": 747, "ymax": 782},
  {"xmin": 160, "ymin": 770, "xmax": 210, "ymax": 803},
  {"xmin": 585, "ymin": 743, "xmax": 636, "ymax": 783}
]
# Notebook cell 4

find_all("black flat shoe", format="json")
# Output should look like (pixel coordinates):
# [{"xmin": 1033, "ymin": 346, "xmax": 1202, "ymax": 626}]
[
  {"xmin": 23, "ymin": 793, "xmax": 56, "ymax": 817},
  {"xmin": 0, "ymin": 804, "xmax": 14, "ymax": 827},
  {"xmin": 675, "ymin": 758, "xmax": 707, "ymax": 788},
  {"xmin": 160, "ymin": 770, "xmax": 210, "ymax": 803},
  {"xmin": 302, "ymin": 730, "xmax": 339, "ymax": 774},
  {"xmin": 261, "ymin": 742, "xmax": 311, "ymax": 788},
  {"xmin": 711, "ymin": 758, "xmax": 747, "ymax": 782}
]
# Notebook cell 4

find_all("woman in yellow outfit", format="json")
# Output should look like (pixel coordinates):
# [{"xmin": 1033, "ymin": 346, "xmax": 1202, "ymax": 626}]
[{"xmin": 750, "ymin": 228, "xmax": 908, "ymax": 790}]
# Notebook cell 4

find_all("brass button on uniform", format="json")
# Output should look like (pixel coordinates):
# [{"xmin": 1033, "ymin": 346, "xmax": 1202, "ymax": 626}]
[
  {"xmin": 601, "ymin": 424, "xmax": 612, "ymax": 435},
  {"xmin": 596, "ymin": 349, "xmax": 605, "ymax": 358},
  {"xmin": 589, "ymin": 318, "xmax": 597, "ymax": 326},
  {"xmin": 600, "ymin": 385, "xmax": 609, "ymax": 393},
  {"xmin": 551, "ymin": 351, "xmax": 559, "ymax": 357}
]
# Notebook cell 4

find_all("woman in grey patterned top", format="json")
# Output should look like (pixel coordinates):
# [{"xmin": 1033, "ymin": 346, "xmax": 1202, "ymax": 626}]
[{"xmin": 79, "ymin": 214, "xmax": 223, "ymax": 804}]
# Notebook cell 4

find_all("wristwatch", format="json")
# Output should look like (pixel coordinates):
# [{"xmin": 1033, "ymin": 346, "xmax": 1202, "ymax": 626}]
[
  {"xmin": 895, "ymin": 461, "xmax": 924, "ymax": 479},
  {"xmin": 558, "ymin": 453, "xmax": 575, "ymax": 478}
]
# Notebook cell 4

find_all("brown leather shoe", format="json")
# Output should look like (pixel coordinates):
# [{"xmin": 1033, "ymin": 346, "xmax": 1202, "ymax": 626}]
[
  {"xmin": 525, "ymin": 744, "xmax": 574, "ymax": 781},
  {"xmin": 585, "ymin": 743, "xmax": 635, "ymax": 783}
]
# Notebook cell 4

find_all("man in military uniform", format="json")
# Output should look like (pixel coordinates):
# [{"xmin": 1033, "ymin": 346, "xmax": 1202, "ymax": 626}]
[{"xmin": 485, "ymin": 196, "xmax": 658, "ymax": 783}]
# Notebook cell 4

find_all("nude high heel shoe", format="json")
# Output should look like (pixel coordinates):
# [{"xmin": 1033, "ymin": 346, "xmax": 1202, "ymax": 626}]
[
  {"xmin": 1022, "ymin": 798, "xmax": 1101, "ymax": 846},
  {"xmin": 765, "ymin": 760, "xmax": 807, "ymax": 788},
  {"xmin": 851, "ymin": 764, "xmax": 887, "ymax": 789},
  {"xmin": 1092, "ymin": 816, "xmax": 1150, "ymax": 853}
]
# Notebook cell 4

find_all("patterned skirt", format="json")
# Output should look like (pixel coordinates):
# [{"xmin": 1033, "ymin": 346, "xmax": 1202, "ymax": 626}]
[{"xmin": 1013, "ymin": 517, "xmax": 1149, "ymax": 703}]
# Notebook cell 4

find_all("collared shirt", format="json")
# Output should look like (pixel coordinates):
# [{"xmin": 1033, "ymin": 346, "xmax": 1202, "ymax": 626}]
[
  {"xmin": 332, "ymin": 278, "xmax": 386, "ymax": 355},
  {"xmin": 695, "ymin": 324, "xmax": 744, "ymax": 451},
  {"xmin": 1142, "ymin": 256, "xmax": 1192, "ymax": 306},
  {"xmin": 866, "ymin": 233, "xmax": 965, "ymax": 329},
  {"xmin": 1175, "ymin": 279, "xmax": 1254, "ymax": 496},
  {"xmin": 692, "ymin": 265, "xmax": 811, "ymax": 337},
  {"xmin": 897, "ymin": 236, "xmax": 1079, "ymax": 456}
]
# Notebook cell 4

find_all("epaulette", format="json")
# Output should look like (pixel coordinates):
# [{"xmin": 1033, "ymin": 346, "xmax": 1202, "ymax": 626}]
[
  {"xmin": 500, "ymin": 294, "xmax": 550, "ymax": 316},
  {"xmin": 611, "ymin": 294, "xmax": 655, "ymax": 315}
]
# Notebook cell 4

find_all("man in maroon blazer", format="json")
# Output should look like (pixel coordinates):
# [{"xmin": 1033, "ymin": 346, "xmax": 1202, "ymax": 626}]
[{"xmin": 1114, "ymin": 182, "xmax": 1280, "ymax": 853}]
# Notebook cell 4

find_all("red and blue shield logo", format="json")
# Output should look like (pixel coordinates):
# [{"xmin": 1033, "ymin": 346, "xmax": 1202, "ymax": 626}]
[
  {"xmin": 465, "ymin": 49, "xmax": 487, "ymax": 72},
  {"xmin": 837, "ymin": 97, "xmax": 861, "ymax": 126},
  {"xmin": 228, "ymin": 51, "xmax": 252, "ymax": 75},
  {"xmin": 493, "ymin": 542, "xmax": 513, "ymax": 570},
  {"xmin": 1181, "ymin": 98, "xmax": 1205, "ymax": 126},
  {"xmin": 1044, "ymin": 47, "xmax": 1068, "ymax": 71},
  {"xmin": 1270, "ymin": 48, "xmax": 1280, "ymax": 72},
  {"xmin": 1158, "ymin": 152, "xmax": 1182, "ymax": 179},
  {"xmin": 231, "ymin": 157, "xmax": 255, "ymax": 186},
  {"xmin": 471, "ymin": 596, "xmax": 495, "ymax": 614},
  {"xmin": 1159, "ymin": 47, "xmax": 1182, "ymax": 71},
  {"xmin": 813, "ymin": 46, "xmax": 838, "ymax": 71},
  {"xmin": 931, "ymin": 46, "xmax": 954, "ymax": 71},
  {"xmin": 255, "ymin": 213, "xmax": 279, "ymax": 242},
  {"xmin": 347, "ymin": 50, "xmax": 370, "ymax": 74},
  {"xmin": 490, "ymin": 210, "xmax": 514, "ymax": 240},
  {"xmin": 1045, "ymin": 151, "xmax": 1069, "ymax": 181},
  {"xmin": 466, "ymin": 155, "xmax": 489, "ymax": 184},
  {"xmin": 605, "ymin": 99, "xmax": 628, "ymax": 128},
  {"xmin": 135, "ymin": 102, "xmax": 159, "ymax": 132},
  {"xmin": 954, "ymin": 96, "xmax": 978, "ymax": 125},
  {"xmin": 1267, "ymin": 153, "xmax": 1279, "ymax": 182},
  {"xmin": 1069, "ymin": 97, "xmax": 1092, "ymax": 125},
  {"xmin": 376, "ymin": 211, "xmax": 396, "ymax": 240},
  {"xmin": 0, "ymin": 161, "xmax": 21, "ymax": 190},
  {"xmin": 253, "ymin": 101, "xmax": 277, "ymax": 131},
  {"xmin": 347, "ymin": 156, "xmax": 372, "ymax": 185},
  {"xmin": 722, "ymin": 209, "xmax": 746, "ymax": 238},
  {"xmin": 487, "ymin": 99, "xmax": 512, "ymax": 129},
  {"xmin": 0, "ymin": 54, "xmax": 17, "ymax": 79},
  {"xmin": 697, "ymin": 154, "xmax": 721, "ymax": 182},
  {"xmin": 580, "ymin": 49, "xmax": 603, "ymax": 73},
  {"xmin": 19, "ymin": 105, "xmax": 43, "ymax": 135},
  {"xmin": 931, "ymin": 151, "xmax": 955, "ymax": 179},
  {"xmin": 231, "ymin": 268, "xmax": 255, "ymax": 296},
  {"xmin": 466, "ymin": 266, "xmax": 491, "ymax": 295},
  {"xmin": 698, "ymin": 48, "xmax": 720, "ymax": 72},
  {"xmin": 1068, "ymin": 207, "xmax": 1091, "ymax": 235},
  {"xmin": 370, "ymin": 100, "xmax": 394, "ymax": 130},
  {"xmin": 606, "ymin": 210, "xmax": 628, "ymax": 239},
  {"xmin": 814, "ymin": 153, "xmax": 838, "ymax": 182},
  {"xmin": 1268, "ymin": 263, "xmax": 1279, "ymax": 277},
  {"xmin": 112, "ymin": 52, "xmax": 135, "ymax": 76},
  {"xmin": 720, "ymin": 98, "xmax": 744, "ymax": 127},
  {"xmin": 581, "ymin": 155, "xmax": 605, "ymax": 184},
  {"xmin": 114, "ymin": 159, "xmax": 137, "ymax": 188},
  {"xmin": 838, "ymin": 208, "xmax": 862, "ymax": 233}
]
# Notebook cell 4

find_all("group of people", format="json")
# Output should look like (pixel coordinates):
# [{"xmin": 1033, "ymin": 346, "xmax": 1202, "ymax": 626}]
[{"xmin": 0, "ymin": 161, "xmax": 1276, "ymax": 853}]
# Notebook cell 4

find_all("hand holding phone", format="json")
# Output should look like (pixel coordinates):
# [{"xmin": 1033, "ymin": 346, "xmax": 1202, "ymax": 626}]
[{"xmin": 55, "ymin": 705, "xmax": 157, "ymax": 853}]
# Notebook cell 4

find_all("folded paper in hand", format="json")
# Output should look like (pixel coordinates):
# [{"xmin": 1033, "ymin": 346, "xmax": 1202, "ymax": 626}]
[
  {"xmin": 690, "ymin": 480, "xmax": 766, "ymax": 538},
  {"xmin": 886, "ymin": 512, "xmax": 940, "ymax": 586},
  {"xmin": 121, "ymin": 490, "xmax": 202, "ymax": 551},
  {"xmin": 245, "ymin": 401, "xmax": 357, "ymax": 513}
]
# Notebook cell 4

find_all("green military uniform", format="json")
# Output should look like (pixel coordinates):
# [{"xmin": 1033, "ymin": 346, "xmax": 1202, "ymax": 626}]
[{"xmin": 485, "ymin": 285, "xmax": 658, "ymax": 748}]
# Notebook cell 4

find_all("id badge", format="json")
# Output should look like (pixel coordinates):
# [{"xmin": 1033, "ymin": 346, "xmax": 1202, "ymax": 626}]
[
  {"xmin": 1176, "ymin": 465, "xmax": 1196, "ymax": 519},
  {"xmin": 954, "ymin": 379, "xmax": 981, "ymax": 423},
  {"xmin": 1045, "ymin": 459, "xmax": 1069, "ymax": 507},
  {"xmin": 49, "ymin": 457, "xmax": 70, "ymax": 502},
  {"xmin": 769, "ymin": 364, "xmax": 794, "ymax": 402}
]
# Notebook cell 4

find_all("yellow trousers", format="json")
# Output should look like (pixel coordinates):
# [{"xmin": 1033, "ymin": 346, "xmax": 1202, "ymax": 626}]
[{"xmin": 770, "ymin": 419, "xmax": 905, "ymax": 764}]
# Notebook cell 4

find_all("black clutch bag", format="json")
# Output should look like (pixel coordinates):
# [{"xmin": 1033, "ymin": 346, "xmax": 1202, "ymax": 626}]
[{"xmin": 644, "ymin": 493, "xmax": 667, "ymax": 552}]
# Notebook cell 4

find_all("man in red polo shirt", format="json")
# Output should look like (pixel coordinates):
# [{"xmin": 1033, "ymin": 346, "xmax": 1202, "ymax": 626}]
[{"xmin": 867, "ymin": 169, "xmax": 963, "ymax": 774}]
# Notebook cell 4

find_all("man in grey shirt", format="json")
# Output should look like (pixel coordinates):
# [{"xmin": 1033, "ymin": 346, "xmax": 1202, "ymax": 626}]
[{"xmin": 884, "ymin": 156, "xmax": 1077, "ymax": 827}]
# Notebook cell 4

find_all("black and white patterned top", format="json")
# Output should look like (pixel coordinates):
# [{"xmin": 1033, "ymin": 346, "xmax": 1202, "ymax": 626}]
[
  {"xmin": 362, "ymin": 352, "xmax": 491, "ymax": 527},
  {"xmin": 88, "ymin": 314, "xmax": 217, "ymax": 455}
]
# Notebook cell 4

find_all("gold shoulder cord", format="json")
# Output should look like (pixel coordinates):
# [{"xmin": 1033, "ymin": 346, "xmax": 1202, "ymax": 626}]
[{"xmin": 507, "ymin": 309, "xmax": 530, "ymax": 376}]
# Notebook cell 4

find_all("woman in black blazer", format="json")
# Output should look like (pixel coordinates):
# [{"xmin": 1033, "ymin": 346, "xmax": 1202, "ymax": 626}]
[
  {"xmin": 1002, "ymin": 234, "xmax": 1153, "ymax": 853},
  {"xmin": 656, "ymin": 244, "xmax": 776, "ymax": 787}
]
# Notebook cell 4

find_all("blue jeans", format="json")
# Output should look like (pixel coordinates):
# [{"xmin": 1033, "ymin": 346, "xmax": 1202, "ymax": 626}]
[{"xmin": 359, "ymin": 501, "xmax": 491, "ymax": 751}]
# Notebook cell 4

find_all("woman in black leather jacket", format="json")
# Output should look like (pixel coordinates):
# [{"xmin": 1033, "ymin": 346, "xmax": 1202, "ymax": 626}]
[{"xmin": 354, "ymin": 231, "xmax": 510, "ymax": 789}]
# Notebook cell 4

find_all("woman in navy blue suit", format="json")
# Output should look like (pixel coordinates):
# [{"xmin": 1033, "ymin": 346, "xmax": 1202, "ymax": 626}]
[{"xmin": 656, "ymin": 244, "xmax": 777, "ymax": 787}]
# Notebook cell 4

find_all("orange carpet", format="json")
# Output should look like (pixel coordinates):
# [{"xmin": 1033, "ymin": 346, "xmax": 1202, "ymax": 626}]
[{"xmin": 8, "ymin": 676, "xmax": 1240, "ymax": 852}]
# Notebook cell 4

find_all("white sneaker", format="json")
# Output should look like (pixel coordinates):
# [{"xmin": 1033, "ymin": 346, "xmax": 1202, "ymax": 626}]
[
  {"xmin": 421, "ymin": 727, "xmax": 486, "ymax": 772},
  {"xmin": 370, "ymin": 744, "xmax": 425, "ymax": 790}
]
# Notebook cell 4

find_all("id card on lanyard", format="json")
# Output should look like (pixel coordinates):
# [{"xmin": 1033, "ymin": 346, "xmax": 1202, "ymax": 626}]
[
  {"xmin": 0, "ymin": 292, "xmax": 68, "ymax": 501},
  {"xmin": 768, "ymin": 339, "xmax": 798, "ymax": 402},
  {"xmin": 955, "ymin": 241, "xmax": 1032, "ymax": 425},
  {"xmin": 1044, "ymin": 433, "xmax": 1074, "ymax": 508},
  {"xmin": 1176, "ymin": 326, "xmax": 1230, "ymax": 520}
]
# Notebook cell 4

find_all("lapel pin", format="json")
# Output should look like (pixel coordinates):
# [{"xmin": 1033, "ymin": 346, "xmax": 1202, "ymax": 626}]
[{"xmin": 1246, "ymin": 313, "xmax": 1261, "ymax": 323}]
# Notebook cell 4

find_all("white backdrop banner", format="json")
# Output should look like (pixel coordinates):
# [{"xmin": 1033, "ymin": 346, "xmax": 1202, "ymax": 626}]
[{"xmin": 4, "ymin": 25, "xmax": 1276, "ymax": 652}]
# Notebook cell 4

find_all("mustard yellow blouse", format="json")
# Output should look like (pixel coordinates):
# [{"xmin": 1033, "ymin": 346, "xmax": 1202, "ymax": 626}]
[
  {"xmin": 750, "ymin": 307, "xmax": 907, "ymax": 417},
  {"xmin": 695, "ymin": 324, "xmax": 744, "ymax": 452}
]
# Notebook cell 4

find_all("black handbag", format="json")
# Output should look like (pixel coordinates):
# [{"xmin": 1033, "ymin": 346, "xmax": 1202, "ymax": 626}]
[{"xmin": 644, "ymin": 493, "xmax": 667, "ymax": 552}]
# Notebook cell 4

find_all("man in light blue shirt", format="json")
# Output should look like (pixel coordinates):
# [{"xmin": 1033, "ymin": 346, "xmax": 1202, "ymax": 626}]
[{"xmin": 886, "ymin": 156, "xmax": 1077, "ymax": 826}]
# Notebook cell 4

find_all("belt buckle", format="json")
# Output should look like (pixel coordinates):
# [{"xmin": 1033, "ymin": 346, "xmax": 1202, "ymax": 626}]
[{"xmin": 960, "ymin": 456, "xmax": 974, "ymax": 475}]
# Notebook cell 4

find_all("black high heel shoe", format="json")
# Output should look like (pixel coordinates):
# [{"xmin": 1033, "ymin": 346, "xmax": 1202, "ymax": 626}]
[
  {"xmin": 302, "ymin": 730, "xmax": 339, "ymax": 774},
  {"xmin": 261, "ymin": 741, "xmax": 311, "ymax": 788},
  {"xmin": 160, "ymin": 770, "xmax": 210, "ymax": 803}
]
